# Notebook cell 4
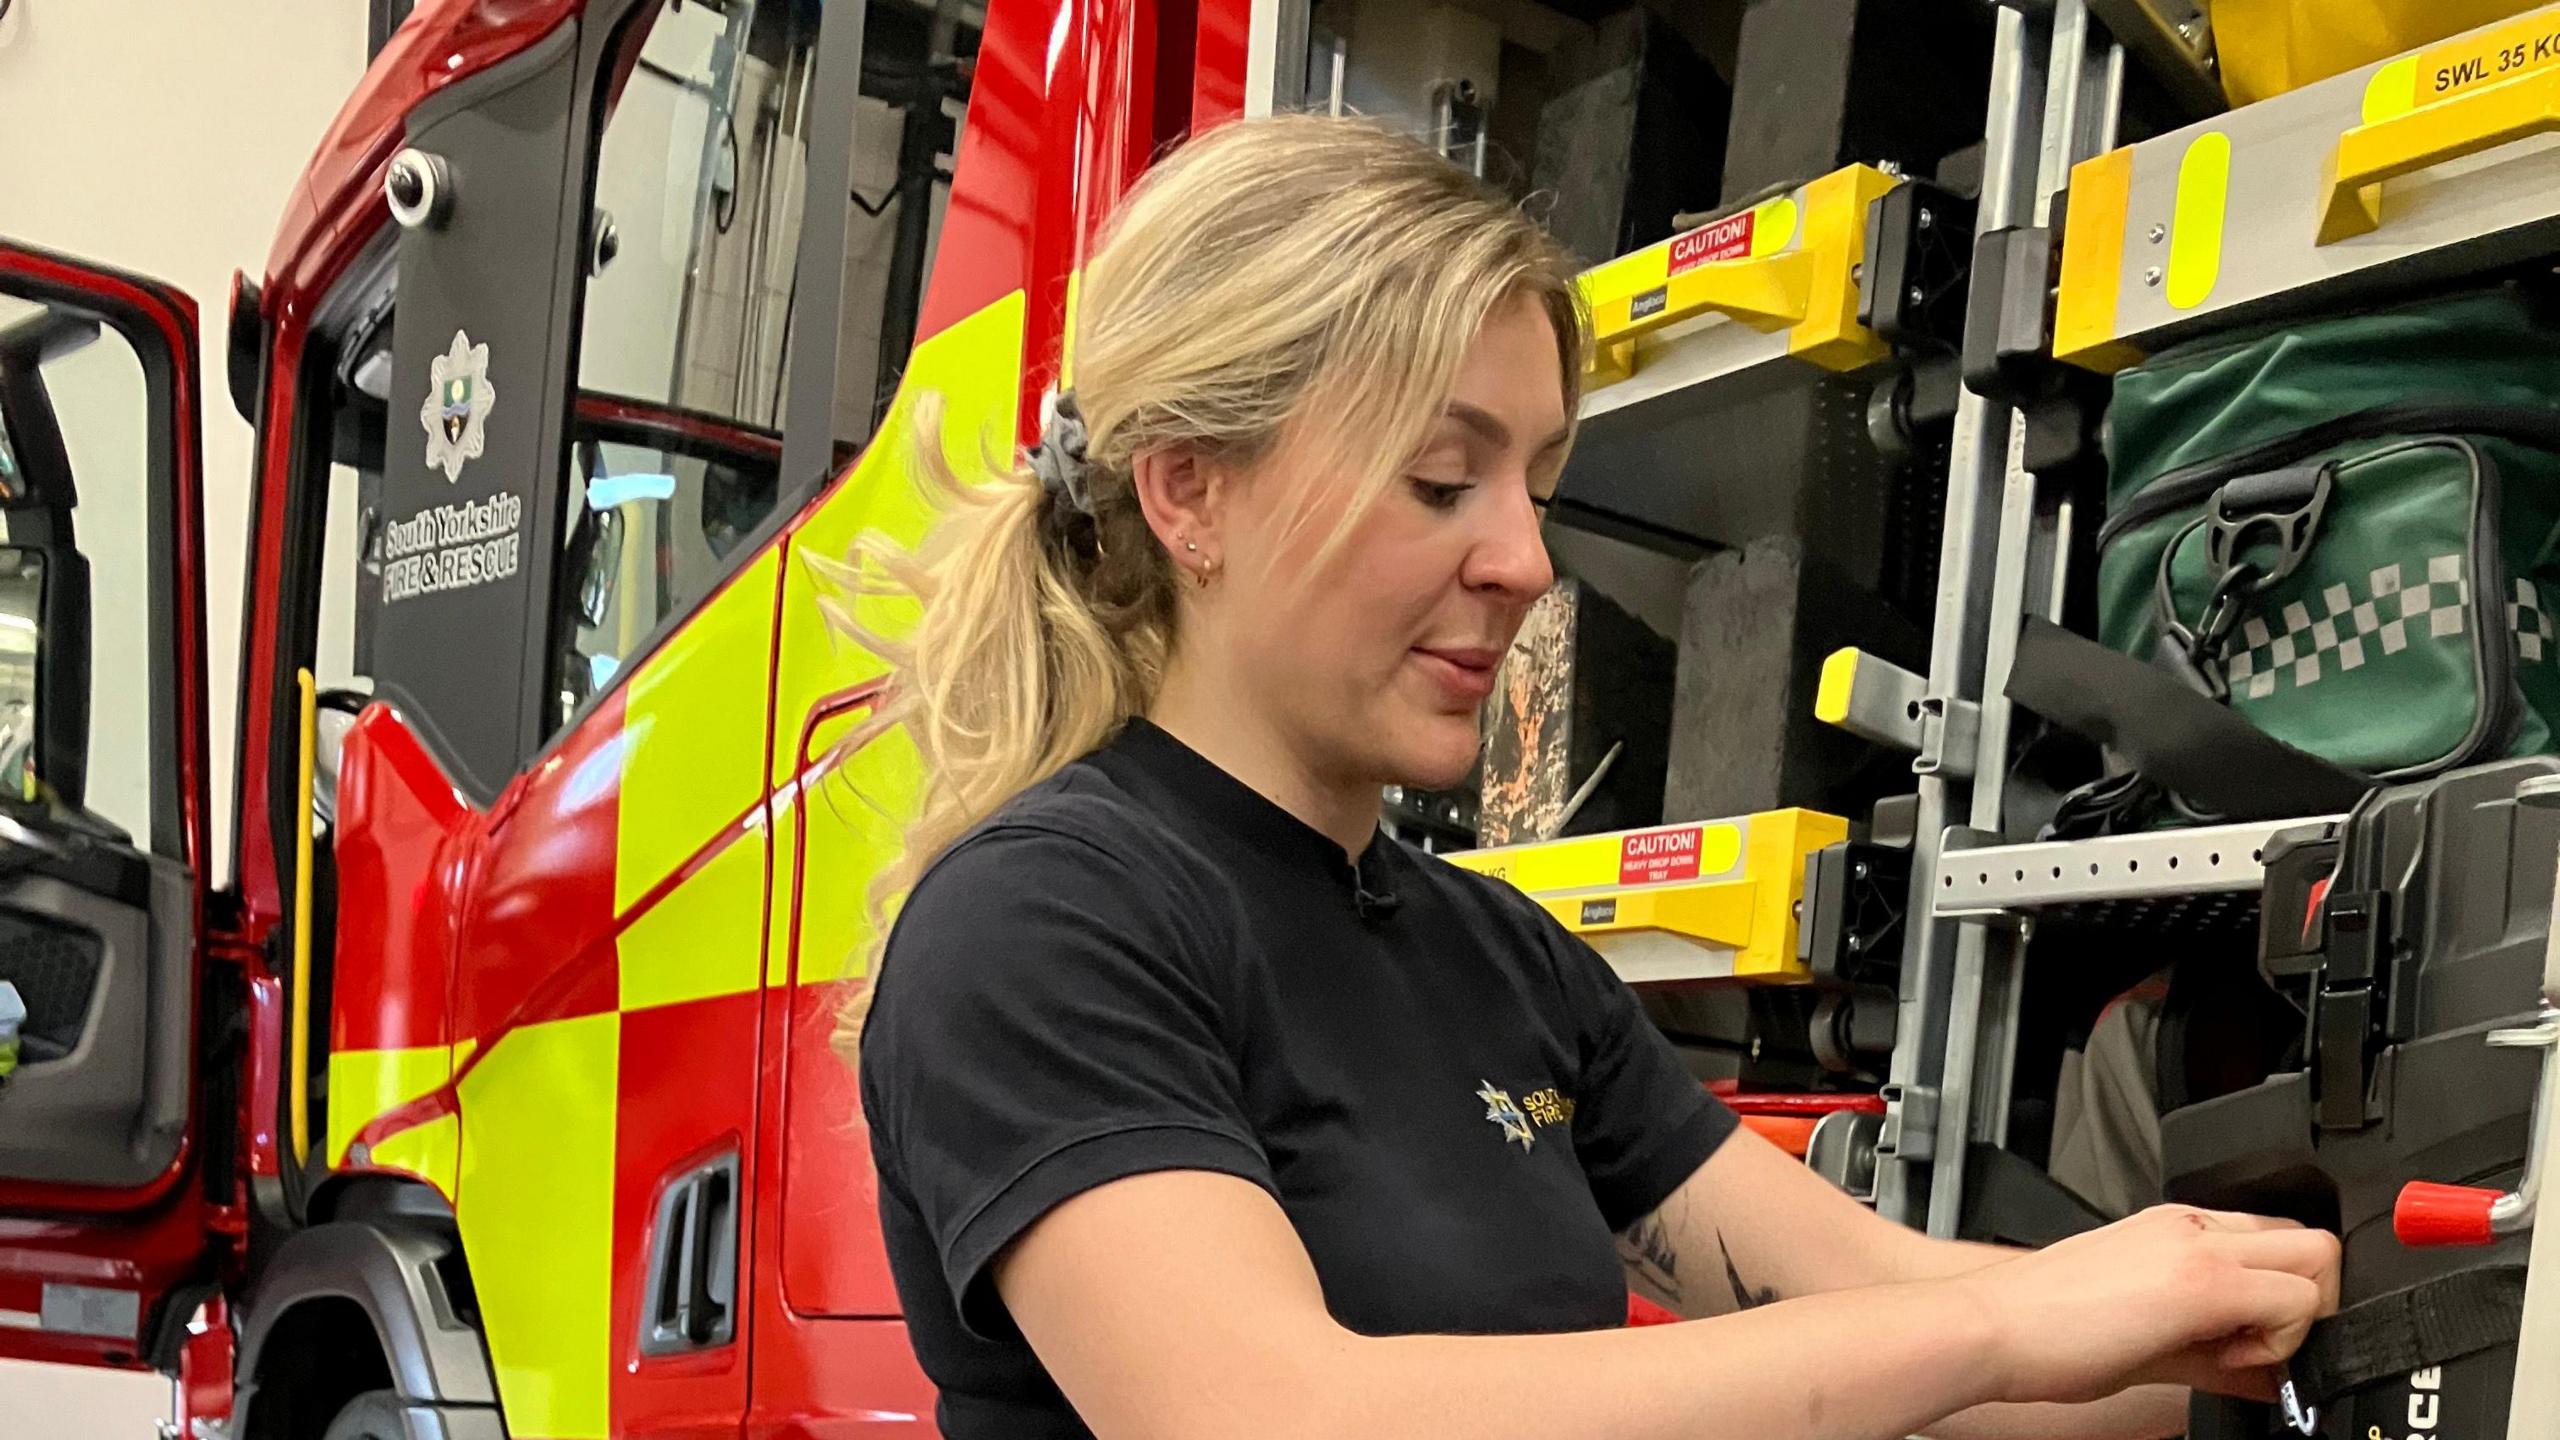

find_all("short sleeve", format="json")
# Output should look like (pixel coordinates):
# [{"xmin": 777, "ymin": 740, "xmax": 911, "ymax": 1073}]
[
  {"xmin": 860, "ymin": 824, "xmax": 1277, "ymax": 1339},
  {"xmin": 1544, "ymin": 921, "xmax": 1737, "ymax": 1230}
]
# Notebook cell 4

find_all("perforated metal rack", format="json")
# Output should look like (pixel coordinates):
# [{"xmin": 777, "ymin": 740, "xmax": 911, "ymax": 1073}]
[
  {"xmin": 1869, "ymin": 0, "xmax": 2131, "ymax": 1236},
  {"xmin": 1931, "ymin": 817, "xmax": 2330, "ymax": 923}
]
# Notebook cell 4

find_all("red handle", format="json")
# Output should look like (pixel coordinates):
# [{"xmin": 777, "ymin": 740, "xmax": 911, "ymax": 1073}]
[{"xmin": 2395, "ymin": 1180, "xmax": 2501, "ymax": 1247}]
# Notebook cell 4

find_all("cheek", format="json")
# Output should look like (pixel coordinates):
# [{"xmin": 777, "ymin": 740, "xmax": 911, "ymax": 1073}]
[{"xmin": 1313, "ymin": 531, "xmax": 1453, "ymax": 659}]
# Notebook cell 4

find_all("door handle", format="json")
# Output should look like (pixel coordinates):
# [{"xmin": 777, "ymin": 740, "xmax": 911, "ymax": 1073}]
[{"xmin": 641, "ymin": 1150, "xmax": 740, "ymax": 1355}]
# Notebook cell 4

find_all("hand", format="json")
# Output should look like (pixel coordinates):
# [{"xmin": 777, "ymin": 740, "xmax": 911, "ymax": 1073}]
[{"xmin": 1949, "ymin": 1204, "xmax": 2341, "ymax": 1407}]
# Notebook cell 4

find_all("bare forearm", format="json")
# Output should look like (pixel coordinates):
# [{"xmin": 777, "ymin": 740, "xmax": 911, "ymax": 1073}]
[
  {"xmin": 1898, "ymin": 1242, "xmax": 2188, "ymax": 1438},
  {"xmin": 1316, "ymin": 1280, "xmax": 2006, "ymax": 1440},
  {"xmin": 1923, "ymin": 1384, "xmax": 2189, "ymax": 1440}
]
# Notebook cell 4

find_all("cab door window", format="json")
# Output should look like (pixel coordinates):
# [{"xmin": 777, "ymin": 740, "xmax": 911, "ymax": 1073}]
[
  {"xmin": 0, "ymin": 294, "xmax": 169, "ymax": 855},
  {"xmin": 546, "ymin": 0, "xmax": 976, "ymax": 734}
]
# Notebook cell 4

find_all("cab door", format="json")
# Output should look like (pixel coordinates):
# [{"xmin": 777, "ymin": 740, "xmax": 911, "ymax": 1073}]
[{"xmin": 0, "ymin": 241, "xmax": 217, "ymax": 1371}]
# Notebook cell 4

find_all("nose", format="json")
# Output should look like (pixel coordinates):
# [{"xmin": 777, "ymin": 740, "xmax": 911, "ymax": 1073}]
[{"xmin": 1461, "ymin": 484, "xmax": 1554, "ymax": 601}]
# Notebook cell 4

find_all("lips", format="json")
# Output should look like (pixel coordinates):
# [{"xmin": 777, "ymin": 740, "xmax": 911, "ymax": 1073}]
[{"xmin": 1412, "ymin": 645, "xmax": 1503, "ymax": 702}]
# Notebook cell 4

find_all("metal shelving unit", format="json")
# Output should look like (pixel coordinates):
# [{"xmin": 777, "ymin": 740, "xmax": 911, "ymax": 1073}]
[
  {"xmin": 1890, "ymin": 4, "xmax": 2560, "ymax": 1331},
  {"xmin": 1870, "ymin": 0, "xmax": 2126, "ymax": 1235},
  {"xmin": 1931, "ymin": 815, "xmax": 2332, "ymax": 918}
]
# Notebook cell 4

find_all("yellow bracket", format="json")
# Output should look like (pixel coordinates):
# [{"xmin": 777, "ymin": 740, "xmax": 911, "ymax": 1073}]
[
  {"xmin": 1541, "ymin": 878, "xmax": 1759, "ymax": 949},
  {"xmin": 1588, "ymin": 250, "xmax": 1816, "ymax": 355},
  {"xmin": 1449, "ymin": 809, "xmax": 1847, "ymax": 983},
  {"xmin": 290, "ymin": 668, "xmax": 317, "ymax": 1171},
  {"xmin": 2319, "ymin": 64, "xmax": 2560, "ymax": 245},
  {"xmin": 1579, "ymin": 164, "xmax": 1899, "ymax": 389}
]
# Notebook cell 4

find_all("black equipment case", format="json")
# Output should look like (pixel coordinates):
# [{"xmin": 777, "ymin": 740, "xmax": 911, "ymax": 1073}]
[{"xmin": 2166, "ymin": 759, "xmax": 2554, "ymax": 1440}]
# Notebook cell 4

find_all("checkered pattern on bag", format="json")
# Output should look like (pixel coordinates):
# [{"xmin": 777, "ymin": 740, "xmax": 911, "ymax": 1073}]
[
  {"xmin": 2223, "ymin": 555, "xmax": 2480, "ymax": 700},
  {"xmin": 2515, "ymin": 577, "xmax": 2557, "ymax": 662}
]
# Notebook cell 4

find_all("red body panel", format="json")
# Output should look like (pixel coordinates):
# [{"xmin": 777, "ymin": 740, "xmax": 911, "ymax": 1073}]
[
  {"xmin": 445, "ymin": 700, "xmax": 627, "ymax": 1045},
  {"xmin": 329, "ymin": 706, "xmax": 476, "ymax": 1056},
  {"xmin": 1191, "ymin": 0, "xmax": 1251, "ymax": 129},
  {"xmin": 771, "ymin": 681, "xmax": 898, "ymax": 1320},
  {"xmin": 612, "ymin": 994, "xmax": 763, "ymax": 1438}
]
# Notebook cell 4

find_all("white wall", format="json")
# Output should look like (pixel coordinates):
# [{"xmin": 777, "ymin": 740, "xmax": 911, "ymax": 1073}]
[
  {"xmin": 0, "ymin": 0, "xmax": 369, "ymax": 879},
  {"xmin": 0, "ymin": 0, "xmax": 366, "ymax": 1421}
]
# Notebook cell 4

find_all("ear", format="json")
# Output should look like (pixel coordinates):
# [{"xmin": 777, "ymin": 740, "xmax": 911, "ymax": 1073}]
[{"xmin": 1129, "ymin": 444, "xmax": 1225, "ymax": 575}]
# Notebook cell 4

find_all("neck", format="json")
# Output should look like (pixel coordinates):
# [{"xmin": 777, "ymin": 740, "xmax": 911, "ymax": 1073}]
[{"xmin": 1148, "ymin": 656, "xmax": 1380, "ymax": 859}]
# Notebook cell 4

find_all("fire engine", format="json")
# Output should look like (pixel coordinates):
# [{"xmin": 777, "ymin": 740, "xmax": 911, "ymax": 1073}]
[{"xmin": 0, "ymin": 0, "xmax": 1994, "ymax": 1432}]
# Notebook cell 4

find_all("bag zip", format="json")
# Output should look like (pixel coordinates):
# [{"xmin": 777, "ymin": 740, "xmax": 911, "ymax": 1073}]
[{"xmin": 2097, "ymin": 403, "xmax": 2560, "ymax": 553}]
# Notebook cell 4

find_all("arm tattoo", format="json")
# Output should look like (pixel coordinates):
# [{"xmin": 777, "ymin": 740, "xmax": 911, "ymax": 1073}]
[
  {"xmin": 1719, "ymin": 1230, "xmax": 1778, "ymax": 1311},
  {"xmin": 1617, "ymin": 1212, "xmax": 1681, "ymax": 1306}
]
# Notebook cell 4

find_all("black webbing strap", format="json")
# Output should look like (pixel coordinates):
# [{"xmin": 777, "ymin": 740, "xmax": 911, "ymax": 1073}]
[
  {"xmin": 2005, "ymin": 617, "xmax": 2372, "ymax": 821},
  {"xmin": 2282, "ymin": 1264, "xmax": 2528, "ymax": 1413}
]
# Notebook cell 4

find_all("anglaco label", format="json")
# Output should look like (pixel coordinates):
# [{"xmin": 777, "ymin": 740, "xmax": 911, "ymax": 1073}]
[
  {"xmin": 1579, "ymin": 898, "xmax": 1618, "ymax": 926},
  {"xmin": 1628, "ymin": 287, "xmax": 1669, "ymax": 321}
]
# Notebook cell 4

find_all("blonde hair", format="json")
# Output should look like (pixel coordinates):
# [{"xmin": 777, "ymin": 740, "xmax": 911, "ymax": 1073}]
[{"xmin": 836, "ymin": 114, "xmax": 1586, "ymax": 1052}]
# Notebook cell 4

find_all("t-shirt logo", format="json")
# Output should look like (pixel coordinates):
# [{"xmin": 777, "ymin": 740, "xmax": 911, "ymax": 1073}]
[
  {"xmin": 1475, "ymin": 1081, "xmax": 1537, "ymax": 1150},
  {"xmin": 1476, "ymin": 1080, "xmax": 1576, "ymax": 1151}
]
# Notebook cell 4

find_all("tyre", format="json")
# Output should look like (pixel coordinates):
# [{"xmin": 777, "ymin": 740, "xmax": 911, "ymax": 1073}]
[{"xmin": 319, "ymin": 1389, "xmax": 410, "ymax": 1440}]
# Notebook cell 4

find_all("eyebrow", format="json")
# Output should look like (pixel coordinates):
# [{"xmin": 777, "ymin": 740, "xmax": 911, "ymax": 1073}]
[{"xmin": 1445, "ymin": 400, "xmax": 1571, "ymax": 454}]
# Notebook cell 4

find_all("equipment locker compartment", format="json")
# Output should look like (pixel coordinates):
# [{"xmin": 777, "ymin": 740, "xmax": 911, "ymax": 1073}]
[{"xmin": 1887, "ymin": 2, "xmax": 2560, "ymax": 1425}]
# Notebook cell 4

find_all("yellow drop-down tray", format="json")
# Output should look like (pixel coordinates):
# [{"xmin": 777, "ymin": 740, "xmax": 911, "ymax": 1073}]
[{"xmin": 1447, "ymin": 809, "xmax": 1849, "ymax": 986}]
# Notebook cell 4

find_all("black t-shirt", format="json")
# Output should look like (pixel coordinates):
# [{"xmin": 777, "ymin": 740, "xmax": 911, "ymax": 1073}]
[{"xmin": 860, "ymin": 719, "xmax": 1737, "ymax": 1438}]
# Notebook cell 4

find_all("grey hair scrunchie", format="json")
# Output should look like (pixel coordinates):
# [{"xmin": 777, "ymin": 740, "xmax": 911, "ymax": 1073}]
[{"xmin": 1030, "ymin": 392, "xmax": 1096, "ymax": 530}]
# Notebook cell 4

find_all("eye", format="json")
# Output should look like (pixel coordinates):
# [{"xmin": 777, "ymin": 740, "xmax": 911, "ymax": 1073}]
[{"xmin": 1408, "ymin": 477, "xmax": 1471, "ymax": 511}]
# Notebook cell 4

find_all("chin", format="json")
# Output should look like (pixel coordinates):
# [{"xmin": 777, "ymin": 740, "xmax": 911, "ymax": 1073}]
[{"xmin": 1387, "ymin": 712, "xmax": 1484, "ymax": 791}]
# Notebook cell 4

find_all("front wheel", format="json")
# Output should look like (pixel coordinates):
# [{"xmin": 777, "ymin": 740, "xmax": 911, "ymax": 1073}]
[{"xmin": 319, "ymin": 1390, "xmax": 409, "ymax": 1440}]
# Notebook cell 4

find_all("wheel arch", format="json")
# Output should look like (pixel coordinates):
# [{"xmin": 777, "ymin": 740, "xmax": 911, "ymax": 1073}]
[{"xmin": 232, "ymin": 1180, "xmax": 500, "ymax": 1440}]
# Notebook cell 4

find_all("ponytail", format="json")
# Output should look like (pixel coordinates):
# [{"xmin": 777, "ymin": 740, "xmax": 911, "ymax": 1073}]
[{"xmin": 831, "ymin": 114, "xmax": 1587, "ymax": 1063}]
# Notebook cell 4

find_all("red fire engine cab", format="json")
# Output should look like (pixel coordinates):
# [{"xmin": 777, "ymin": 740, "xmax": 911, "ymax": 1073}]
[{"xmin": 0, "ymin": 0, "xmax": 1229, "ymax": 1431}]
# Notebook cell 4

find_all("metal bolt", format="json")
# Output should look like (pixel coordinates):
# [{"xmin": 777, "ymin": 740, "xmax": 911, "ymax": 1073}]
[
  {"xmin": 2177, "ymin": 20, "xmax": 2195, "ymax": 40},
  {"xmin": 1384, "ymin": 786, "xmax": 1404, "ymax": 805},
  {"xmin": 2149, "ymin": 222, "xmax": 2167, "ymax": 243},
  {"xmin": 1791, "ymin": 899, "xmax": 1803, "ymax": 919},
  {"xmin": 349, "ymin": 1141, "xmax": 372, "ymax": 1167},
  {"xmin": 1846, "ymin": 933, "xmax": 1863, "ymax": 952},
  {"xmin": 1917, "ymin": 208, "xmax": 1934, "ymax": 231},
  {"xmin": 1906, "ymin": 285, "xmax": 1926, "ymax": 307},
  {"xmin": 2144, "ymin": 265, "xmax": 2164, "ymax": 287},
  {"xmin": 1850, "ymin": 262, "xmax": 1864, "ymax": 284},
  {"xmin": 1852, "ymin": 861, "xmax": 1870, "ymax": 881},
  {"xmin": 1751, "ymin": 1035, "xmax": 1764, "ymax": 1059}
]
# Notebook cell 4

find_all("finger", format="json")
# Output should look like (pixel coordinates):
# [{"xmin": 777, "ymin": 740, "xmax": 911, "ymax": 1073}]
[
  {"xmin": 2200, "ymin": 1360, "xmax": 2284, "ymax": 1404},
  {"xmin": 2202, "ymin": 1268, "xmax": 2324, "ymax": 1349},
  {"xmin": 2192, "ymin": 1208, "xmax": 2305, "ymax": 1234},
  {"xmin": 2152, "ymin": 1347, "xmax": 2282, "ymax": 1403},
  {"xmin": 2210, "ymin": 1226, "xmax": 2342, "ymax": 1288},
  {"xmin": 2218, "ymin": 1332, "xmax": 2278, "ymax": 1368}
]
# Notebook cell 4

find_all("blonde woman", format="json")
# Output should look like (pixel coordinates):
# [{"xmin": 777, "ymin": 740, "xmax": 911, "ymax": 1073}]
[{"xmin": 853, "ymin": 116, "xmax": 2336, "ymax": 1440}]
